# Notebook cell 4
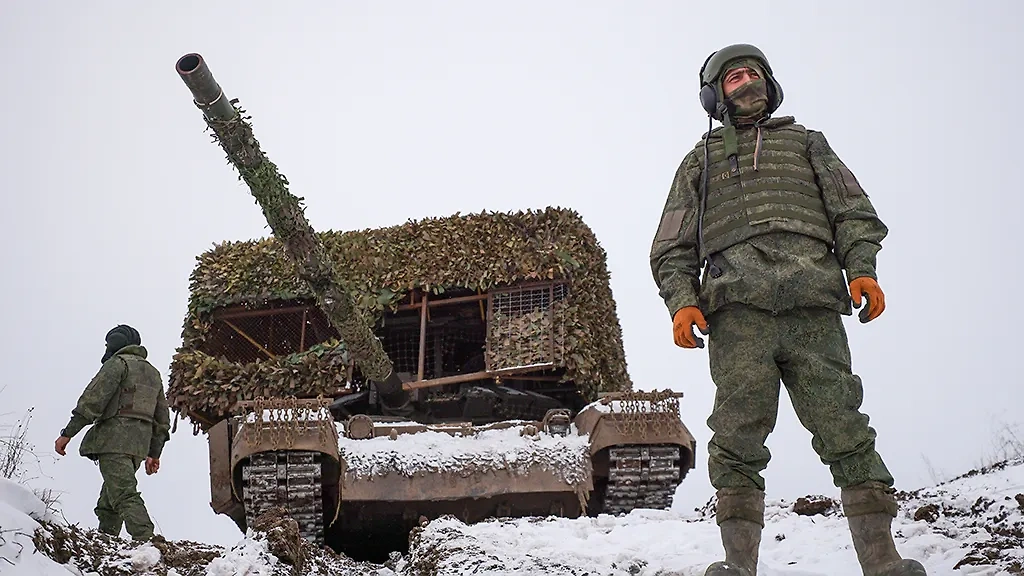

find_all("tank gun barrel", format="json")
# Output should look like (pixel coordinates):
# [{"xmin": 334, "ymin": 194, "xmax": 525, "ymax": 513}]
[
  {"xmin": 174, "ymin": 53, "xmax": 407, "ymax": 406},
  {"xmin": 176, "ymin": 53, "xmax": 237, "ymax": 123}
]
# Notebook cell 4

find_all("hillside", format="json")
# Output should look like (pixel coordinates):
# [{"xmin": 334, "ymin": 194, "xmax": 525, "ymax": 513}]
[{"xmin": 2, "ymin": 458, "xmax": 1021, "ymax": 575}]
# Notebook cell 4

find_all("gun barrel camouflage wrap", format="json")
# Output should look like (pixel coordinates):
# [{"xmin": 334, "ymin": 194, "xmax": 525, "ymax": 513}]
[{"xmin": 175, "ymin": 53, "xmax": 400, "ymax": 393}]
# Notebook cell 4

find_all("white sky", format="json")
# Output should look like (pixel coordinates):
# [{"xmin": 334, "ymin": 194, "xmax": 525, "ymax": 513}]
[{"xmin": 1, "ymin": 1, "xmax": 1020, "ymax": 547}]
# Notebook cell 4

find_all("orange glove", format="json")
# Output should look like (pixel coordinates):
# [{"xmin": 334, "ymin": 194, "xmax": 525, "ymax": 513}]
[
  {"xmin": 849, "ymin": 276, "xmax": 885, "ymax": 323},
  {"xmin": 673, "ymin": 306, "xmax": 709, "ymax": 349}
]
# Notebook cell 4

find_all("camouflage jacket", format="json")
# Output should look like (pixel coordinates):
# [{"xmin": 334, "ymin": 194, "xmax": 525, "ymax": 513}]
[
  {"xmin": 650, "ymin": 116, "xmax": 888, "ymax": 319},
  {"xmin": 62, "ymin": 345, "xmax": 171, "ymax": 460}
]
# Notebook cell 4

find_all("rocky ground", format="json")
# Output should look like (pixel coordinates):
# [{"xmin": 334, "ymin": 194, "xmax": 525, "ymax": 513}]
[
  {"xmin": 27, "ymin": 507, "xmax": 392, "ymax": 576},
  {"xmin": 5, "ymin": 457, "xmax": 1023, "ymax": 575}
]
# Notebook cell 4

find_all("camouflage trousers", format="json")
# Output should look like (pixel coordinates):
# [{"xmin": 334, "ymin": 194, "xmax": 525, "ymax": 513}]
[
  {"xmin": 705, "ymin": 304, "xmax": 895, "ymax": 491},
  {"xmin": 94, "ymin": 454, "xmax": 155, "ymax": 540}
]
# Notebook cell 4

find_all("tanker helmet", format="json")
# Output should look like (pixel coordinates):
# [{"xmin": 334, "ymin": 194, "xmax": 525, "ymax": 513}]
[
  {"xmin": 102, "ymin": 324, "xmax": 141, "ymax": 363},
  {"xmin": 698, "ymin": 43, "xmax": 784, "ymax": 121}
]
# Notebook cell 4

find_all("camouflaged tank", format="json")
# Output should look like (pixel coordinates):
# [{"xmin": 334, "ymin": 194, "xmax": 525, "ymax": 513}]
[{"xmin": 170, "ymin": 52, "xmax": 696, "ymax": 561}]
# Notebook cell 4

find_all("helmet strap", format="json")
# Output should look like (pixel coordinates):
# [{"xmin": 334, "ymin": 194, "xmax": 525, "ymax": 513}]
[{"xmin": 720, "ymin": 108, "xmax": 739, "ymax": 174}]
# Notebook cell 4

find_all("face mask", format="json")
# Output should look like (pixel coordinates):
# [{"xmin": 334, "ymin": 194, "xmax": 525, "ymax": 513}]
[{"xmin": 726, "ymin": 78, "xmax": 769, "ymax": 120}]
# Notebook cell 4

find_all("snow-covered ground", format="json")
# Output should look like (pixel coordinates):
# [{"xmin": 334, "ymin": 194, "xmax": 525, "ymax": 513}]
[{"xmin": 2, "ymin": 457, "xmax": 1021, "ymax": 575}]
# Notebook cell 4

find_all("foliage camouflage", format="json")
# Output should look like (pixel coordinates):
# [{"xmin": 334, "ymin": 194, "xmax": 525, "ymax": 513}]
[
  {"xmin": 487, "ymin": 300, "xmax": 568, "ymax": 371},
  {"xmin": 169, "ymin": 341, "xmax": 351, "ymax": 423},
  {"xmin": 168, "ymin": 207, "xmax": 633, "ymax": 425}
]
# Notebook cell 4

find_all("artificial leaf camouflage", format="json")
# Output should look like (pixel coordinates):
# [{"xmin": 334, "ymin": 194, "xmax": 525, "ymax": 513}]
[
  {"xmin": 487, "ymin": 299, "xmax": 568, "ymax": 371},
  {"xmin": 168, "ymin": 207, "xmax": 633, "ymax": 425},
  {"xmin": 169, "ymin": 343, "xmax": 352, "ymax": 422}
]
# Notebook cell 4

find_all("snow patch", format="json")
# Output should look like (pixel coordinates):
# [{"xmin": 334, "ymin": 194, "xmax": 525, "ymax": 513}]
[
  {"xmin": 0, "ymin": 478, "xmax": 79, "ymax": 575},
  {"xmin": 205, "ymin": 532, "xmax": 279, "ymax": 576},
  {"xmin": 398, "ymin": 458, "xmax": 1024, "ymax": 575},
  {"xmin": 0, "ymin": 476, "xmax": 54, "ymax": 522},
  {"xmin": 338, "ymin": 425, "xmax": 592, "ymax": 485},
  {"xmin": 130, "ymin": 542, "xmax": 161, "ymax": 571}
]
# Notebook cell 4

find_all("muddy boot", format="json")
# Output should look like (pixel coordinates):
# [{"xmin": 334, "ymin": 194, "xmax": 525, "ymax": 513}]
[
  {"xmin": 704, "ymin": 488, "xmax": 764, "ymax": 576},
  {"xmin": 842, "ymin": 482, "xmax": 927, "ymax": 576}
]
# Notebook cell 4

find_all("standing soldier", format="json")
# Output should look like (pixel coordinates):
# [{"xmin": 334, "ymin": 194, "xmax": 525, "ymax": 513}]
[
  {"xmin": 650, "ymin": 44, "xmax": 926, "ymax": 576},
  {"xmin": 54, "ymin": 325, "xmax": 170, "ymax": 541}
]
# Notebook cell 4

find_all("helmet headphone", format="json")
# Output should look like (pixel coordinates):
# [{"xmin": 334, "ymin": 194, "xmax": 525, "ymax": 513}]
[{"xmin": 697, "ymin": 44, "xmax": 784, "ymax": 121}]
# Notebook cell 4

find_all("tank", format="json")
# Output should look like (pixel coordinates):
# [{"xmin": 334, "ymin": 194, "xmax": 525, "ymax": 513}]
[{"xmin": 171, "ymin": 52, "xmax": 696, "ymax": 561}]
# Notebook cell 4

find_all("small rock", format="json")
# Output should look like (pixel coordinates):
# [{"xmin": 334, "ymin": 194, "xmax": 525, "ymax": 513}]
[
  {"xmin": 251, "ymin": 506, "xmax": 303, "ymax": 567},
  {"xmin": 914, "ymin": 503, "xmax": 940, "ymax": 523},
  {"xmin": 793, "ymin": 495, "xmax": 837, "ymax": 517},
  {"xmin": 1015, "ymin": 493, "xmax": 1024, "ymax": 510}
]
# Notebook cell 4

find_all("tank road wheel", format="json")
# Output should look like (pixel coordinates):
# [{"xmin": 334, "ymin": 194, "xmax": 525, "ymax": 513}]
[
  {"xmin": 604, "ymin": 444, "xmax": 681, "ymax": 515},
  {"xmin": 241, "ymin": 451, "xmax": 324, "ymax": 545}
]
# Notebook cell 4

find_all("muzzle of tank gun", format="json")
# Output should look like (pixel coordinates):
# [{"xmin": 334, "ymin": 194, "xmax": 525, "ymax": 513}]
[
  {"xmin": 176, "ymin": 53, "xmax": 238, "ymax": 122},
  {"xmin": 377, "ymin": 371, "xmax": 413, "ymax": 417},
  {"xmin": 377, "ymin": 371, "xmax": 405, "ymax": 397}
]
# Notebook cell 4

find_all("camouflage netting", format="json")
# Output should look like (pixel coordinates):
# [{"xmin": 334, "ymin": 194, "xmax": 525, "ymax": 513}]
[
  {"xmin": 487, "ymin": 298, "xmax": 567, "ymax": 370},
  {"xmin": 170, "ymin": 342, "xmax": 352, "ymax": 423},
  {"xmin": 168, "ymin": 207, "xmax": 632, "ymax": 425}
]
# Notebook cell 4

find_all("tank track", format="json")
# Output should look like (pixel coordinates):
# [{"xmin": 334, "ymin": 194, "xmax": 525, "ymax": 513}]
[
  {"xmin": 241, "ymin": 451, "xmax": 324, "ymax": 545},
  {"xmin": 604, "ymin": 444, "xmax": 681, "ymax": 515}
]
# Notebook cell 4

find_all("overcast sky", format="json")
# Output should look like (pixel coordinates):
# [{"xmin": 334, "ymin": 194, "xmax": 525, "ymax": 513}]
[{"xmin": 1, "ymin": 1, "xmax": 1020, "ymax": 547}]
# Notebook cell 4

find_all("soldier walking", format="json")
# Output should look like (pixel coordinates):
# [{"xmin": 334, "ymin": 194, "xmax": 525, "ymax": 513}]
[
  {"xmin": 650, "ymin": 44, "xmax": 926, "ymax": 576},
  {"xmin": 54, "ymin": 325, "xmax": 171, "ymax": 541}
]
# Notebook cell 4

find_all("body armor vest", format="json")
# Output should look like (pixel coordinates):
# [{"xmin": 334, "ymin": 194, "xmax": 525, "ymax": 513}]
[
  {"xmin": 698, "ymin": 118, "xmax": 833, "ymax": 258},
  {"xmin": 100, "ymin": 354, "xmax": 163, "ymax": 424}
]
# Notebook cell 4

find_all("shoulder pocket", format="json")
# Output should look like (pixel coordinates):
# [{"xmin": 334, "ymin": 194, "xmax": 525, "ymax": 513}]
[
  {"xmin": 835, "ymin": 164, "xmax": 866, "ymax": 197},
  {"xmin": 655, "ymin": 209, "xmax": 689, "ymax": 242}
]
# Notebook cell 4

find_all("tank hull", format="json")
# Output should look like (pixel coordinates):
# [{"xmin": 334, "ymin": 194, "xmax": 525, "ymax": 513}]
[
  {"xmin": 206, "ymin": 392, "xmax": 693, "ymax": 560},
  {"xmin": 211, "ymin": 402, "xmax": 591, "ymax": 560}
]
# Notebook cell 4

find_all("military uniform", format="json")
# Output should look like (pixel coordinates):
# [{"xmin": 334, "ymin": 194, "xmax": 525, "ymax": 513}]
[
  {"xmin": 61, "ymin": 329, "xmax": 170, "ymax": 541},
  {"xmin": 650, "ymin": 45, "xmax": 926, "ymax": 576},
  {"xmin": 653, "ymin": 114, "xmax": 894, "ymax": 491}
]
